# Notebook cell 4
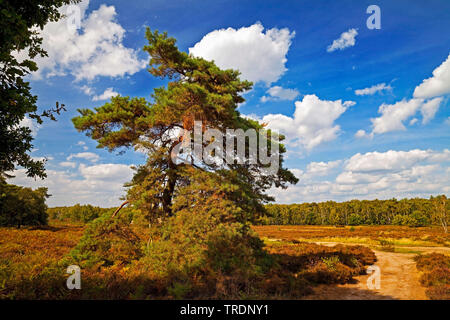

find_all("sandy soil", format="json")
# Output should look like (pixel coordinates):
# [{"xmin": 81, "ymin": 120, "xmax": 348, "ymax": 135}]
[{"xmin": 303, "ymin": 243, "xmax": 450, "ymax": 300}]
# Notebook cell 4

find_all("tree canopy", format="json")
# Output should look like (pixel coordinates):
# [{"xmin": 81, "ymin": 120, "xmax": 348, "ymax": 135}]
[
  {"xmin": 0, "ymin": 0, "xmax": 74, "ymax": 178},
  {"xmin": 73, "ymin": 29, "xmax": 298, "ymax": 222}
]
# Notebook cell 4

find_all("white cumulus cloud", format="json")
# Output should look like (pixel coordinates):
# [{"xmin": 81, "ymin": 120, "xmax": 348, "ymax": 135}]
[
  {"xmin": 189, "ymin": 23, "xmax": 295, "ymax": 85},
  {"xmin": 80, "ymin": 85, "xmax": 94, "ymax": 96},
  {"xmin": 327, "ymin": 28, "xmax": 358, "ymax": 52},
  {"xmin": 354, "ymin": 129, "xmax": 368, "ymax": 138},
  {"xmin": 414, "ymin": 53, "xmax": 450, "ymax": 99},
  {"xmin": 79, "ymin": 163, "xmax": 132, "ymax": 181},
  {"xmin": 67, "ymin": 152, "xmax": 100, "ymax": 163},
  {"xmin": 344, "ymin": 149, "xmax": 437, "ymax": 172},
  {"xmin": 370, "ymin": 98, "xmax": 424, "ymax": 134},
  {"xmin": 306, "ymin": 160, "xmax": 342, "ymax": 177},
  {"xmin": 18, "ymin": 0, "xmax": 146, "ymax": 81},
  {"xmin": 409, "ymin": 118, "xmax": 418, "ymax": 125},
  {"xmin": 92, "ymin": 87, "xmax": 119, "ymax": 101},
  {"xmin": 269, "ymin": 149, "xmax": 450, "ymax": 203},
  {"xmin": 421, "ymin": 97, "xmax": 444, "ymax": 124},
  {"xmin": 355, "ymin": 83, "xmax": 392, "ymax": 96},
  {"xmin": 369, "ymin": 97, "xmax": 443, "ymax": 135},
  {"xmin": 261, "ymin": 94, "xmax": 354, "ymax": 150},
  {"xmin": 358, "ymin": 55, "xmax": 450, "ymax": 136},
  {"xmin": 260, "ymin": 86, "xmax": 299, "ymax": 102},
  {"xmin": 10, "ymin": 163, "xmax": 134, "ymax": 207},
  {"xmin": 59, "ymin": 161, "xmax": 77, "ymax": 168}
]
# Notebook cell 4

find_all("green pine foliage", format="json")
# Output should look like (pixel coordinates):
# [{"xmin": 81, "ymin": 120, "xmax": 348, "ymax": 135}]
[
  {"xmin": 69, "ymin": 29, "xmax": 298, "ymax": 297},
  {"xmin": 72, "ymin": 28, "xmax": 298, "ymax": 221},
  {"xmin": 69, "ymin": 210, "xmax": 140, "ymax": 268}
]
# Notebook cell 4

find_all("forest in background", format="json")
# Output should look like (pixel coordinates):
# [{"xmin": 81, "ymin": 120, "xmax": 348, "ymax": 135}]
[
  {"xmin": 264, "ymin": 196, "xmax": 448, "ymax": 228},
  {"xmin": 44, "ymin": 195, "xmax": 449, "ymax": 229}
]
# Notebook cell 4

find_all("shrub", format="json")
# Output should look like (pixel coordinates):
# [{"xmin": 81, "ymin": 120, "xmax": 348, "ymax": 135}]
[
  {"xmin": 0, "ymin": 221, "xmax": 379, "ymax": 299},
  {"xmin": 321, "ymin": 255, "xmax": 340, "ymax": 271},
  {"xmin": 69, "ymin": 212, "xmax": 142, "ymax": 268},
  {"xmin": 0, "ymin": 224, "xmax": 85, "ymax": 299},
  {"xmin": 378, "ymin": 239, "xmax": 395, "ymax": 252},
  {"xmin": 167, "ymin": 281, "xmax": 192, "ymax": 299},
  {"xmin": 415, "ymin": 253, "xmax": 450, "ymax": 300},
  {"xmin": 134, "ymin": 208, "xmax": 273, "ymax": 298},
  {"xmin": 415, "ymin": 253, "xmax": 450, "ymax": 271},
  {"xmin": 425, "ymin": 284, "xmax": 450, "ymax": 300},
  {"xmin": 265, "ymin": 242, "xmax": 375, "ymax": 287},
  {"xmin": 300, "ymin": 261, "xmax": 354, "ymax": 284}
]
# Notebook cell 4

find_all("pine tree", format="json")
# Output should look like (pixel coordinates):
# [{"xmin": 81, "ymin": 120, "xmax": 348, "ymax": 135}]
[{"xmin": 73, "ymin": 29, "xmax": 298, "ymax": 223}]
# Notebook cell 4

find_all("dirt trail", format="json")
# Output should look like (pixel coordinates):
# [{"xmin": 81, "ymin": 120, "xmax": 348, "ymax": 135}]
[{"xmin": 303, "ymin": 242, "xmax": 450, "ymax": 300}]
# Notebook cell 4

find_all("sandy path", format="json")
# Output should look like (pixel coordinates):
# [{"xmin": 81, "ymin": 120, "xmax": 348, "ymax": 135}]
[{"xmin": 303, "ymin": 242, "xmax": 450, "ymax": 300}]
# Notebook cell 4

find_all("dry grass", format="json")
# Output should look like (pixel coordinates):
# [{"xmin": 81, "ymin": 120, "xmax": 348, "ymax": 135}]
[
  {"xmin": 0, "ymin": 224, "xmax": 84, "ymax": 262},
  {"xmin": 253, "ymin": 225, "xmax": 450, "ymax": 247},
  {"xmin": 414, "ymin": 253, "xmax": 450, "ymax": 300},
  {"xmin": 0, "ymin": 223, "xmax": 85, "ymax": 299},
  {"xmin": 0, "ymin": 221, "xmax": 380, "ymax": 299}
]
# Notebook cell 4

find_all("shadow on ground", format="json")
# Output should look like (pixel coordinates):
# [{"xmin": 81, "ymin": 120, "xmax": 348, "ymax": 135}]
[{"xmin": 302, "ymin": 284, "xmax": 398, "ymax": 300}]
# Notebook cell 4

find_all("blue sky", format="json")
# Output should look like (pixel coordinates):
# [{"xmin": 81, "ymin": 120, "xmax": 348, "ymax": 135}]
[{"xmin": 11, "ymin": 0, "xmax": 450, "ymax": 206}]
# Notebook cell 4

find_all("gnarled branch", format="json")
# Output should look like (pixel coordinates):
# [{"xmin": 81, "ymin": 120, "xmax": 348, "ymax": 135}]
[{"xmin": 112, "ymin": 200, "xmax": 130, "ymax": 218}]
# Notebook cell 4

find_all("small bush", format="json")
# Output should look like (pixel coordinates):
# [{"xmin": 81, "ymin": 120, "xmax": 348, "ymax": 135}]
[
  {"xmin": 415, "ymin": 253, "xmax": 450, "ymax": 271},
  {"xmin": 415, "ymin": 253, "xmax": 450, "ymax": 300},
  {"xmin": 378, "ymin": 239, "xmax": 395, "ymax": 252},
  {"xmin": 69, "ymin": 212, "xmax": 142, "ymax": 268},
  {"xmin": 321, "ymin": 256, "xmax": 340, "ymax": 271}
]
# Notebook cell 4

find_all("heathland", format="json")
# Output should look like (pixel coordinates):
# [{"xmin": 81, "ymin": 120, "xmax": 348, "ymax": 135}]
[{"xmin": 1, "ymin": 200, "xmax": 448, "ymax": 300}]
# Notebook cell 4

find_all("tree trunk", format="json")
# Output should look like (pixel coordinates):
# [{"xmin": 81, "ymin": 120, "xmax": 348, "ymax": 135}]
[
  {"xmin": 162, "ymin": 174, "xmax": 176, "ymax": 216},
  {"xmin": 161, "ymin": 141, "xmax": 180, "ymax": 216}
]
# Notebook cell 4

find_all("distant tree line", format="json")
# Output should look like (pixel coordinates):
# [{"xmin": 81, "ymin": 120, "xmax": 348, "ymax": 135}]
[
  {"xmin": 3, "ymin": 193, "xmax": 448, "ymax": 231},
  {"xmin": 260, "ymin": 196, "xmax": 449, "ymax": 230},
  {"xmin": 47, "ymin": 204, "xmax": 114, "ymax": 223}
]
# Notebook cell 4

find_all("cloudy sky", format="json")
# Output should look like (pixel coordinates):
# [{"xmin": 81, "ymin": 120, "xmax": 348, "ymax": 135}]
[{"xmin": 11, "ymin": 0, "xmax": 450, "ymax": 207}]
